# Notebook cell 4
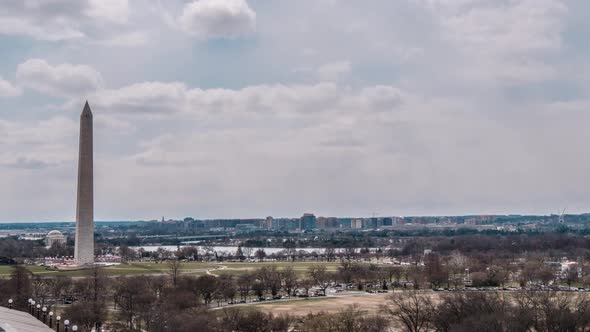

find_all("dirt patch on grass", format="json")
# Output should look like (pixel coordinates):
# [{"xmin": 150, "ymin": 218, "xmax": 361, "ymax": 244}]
[{"xmin": 255, "ymin": 293, "xmax": 392, "ymax": 316}]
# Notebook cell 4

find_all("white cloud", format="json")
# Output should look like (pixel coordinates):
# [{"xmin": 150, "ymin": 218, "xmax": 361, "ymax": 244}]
[
  {"xmin": 0, "ymin": 116, "xmax": 77, "ymax": 172},
  {"xmin": 420, "ymin": 0, "xmax": 568, "ymax": 84},
  {"xmin": 16, "ymin": 59, "xmax": 103, "ymax": 97},
  {"xmin": 441, "ymin": 0, "xmax": 566, "ymax": 54},
  {"xmin": 0, "ymin": 117, "xmax": 78, "ymax": 146},
  {"xmin": 0, "ymin": 77, "xmax": 21, "ymax": 97},
  {"xmin": 94, "ymin": 31, "xmax": 149, "ymax": 47},
  {"xmin": 3, "ymin": 0, "xmax": 590, "ymax": 220},
  {"xmin": 86, "ymin": 0, "xmax": 129, "ymax": 24},
  {"xmin": 357, "ymin": 86, "xmax": 404, "ymax": 112},
  {"xmin": 0, "ymin": 0, "xmax": 129, "ymax": 41},
  {"xmin": 317, "ymin": 61, "xmax": 351, "ymax": 82},
  {"xmin": 0, "ymin": 115, "xmax": 81, "ymax": 221},
  {"xmin": 0, "ymin": 17, "xmax": 85, "ymax": 41},
  {"xmin": 92, "ymin": 82, "xmax": 189, "ymax": 114},
  {"xmin": 88, "ymin": 82, "xmax": 408, "ymax": 119},
  {"xmin": 107, "ymin": 89, "xmax": 590, "ymax": 218},
  {"xmin": 178, "ymin": 0, "xmax": 256, "ymax": 39}
]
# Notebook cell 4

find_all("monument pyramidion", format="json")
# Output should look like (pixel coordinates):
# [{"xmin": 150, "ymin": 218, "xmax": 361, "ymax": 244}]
[{"xmin": 74, "ymin": 101, "xmax": 95, "ymax": 265}]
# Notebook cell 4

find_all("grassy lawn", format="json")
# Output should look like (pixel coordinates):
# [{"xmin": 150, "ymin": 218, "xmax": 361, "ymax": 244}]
[
  {"xmin": 209, "ymin": 261, "xmax": 343, "ymax": 277},
  {"xmin": 0, "ymin": 265, "xmax": 48, "ymax": 275},
  {"xmin": 219, "ymin": 261, "xmax": 342, "ymax": 269},
  {"xmin": 0, "ymin": 262, "xmax": 211, "ymax": 278},
  {"xmin": 0, "ymin": 261, "xmax": 378, "ymax": 278}
]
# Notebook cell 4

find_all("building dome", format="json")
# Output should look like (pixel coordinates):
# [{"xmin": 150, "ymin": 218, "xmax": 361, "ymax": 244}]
[
  {"xmin": 46, "ymin": 230, "xmax": 66, "ymax": 247},
  {"xmin": 47, "ymin": 230, "xmax": 63, "ymax": 237}
]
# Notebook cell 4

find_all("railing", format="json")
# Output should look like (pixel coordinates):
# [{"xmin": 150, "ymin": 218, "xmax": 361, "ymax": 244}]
[{"xmin": 4, "ymin": 298, "xmax": 82, "ymax": 332}]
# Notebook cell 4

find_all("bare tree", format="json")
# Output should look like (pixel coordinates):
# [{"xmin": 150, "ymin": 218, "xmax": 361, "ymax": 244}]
[
  {"xmin": 424, "ymin": 253, "xmax": 448, "ymax": 288},
  {"xmin": 255, "ymin": 249, "xmax": 267, "ymax": 261},
  {"xmin": 8, "ymin": 265, "xmax": 32, "ymax": 310},
  {"xmin": 31, "ymin": 275, "xmax": 50, "ymax": 304},
  {"xmin": 195, "ymin": 275, "xmax": 219, "ymax": 305},
  {"xmin": 113, "ymin": 276, "xmax": 153, "ymax": 329},
  {"xmin": 382, "ymin": 291, "xmax": 433, "ymax": 332},
  {"xmin": 168, "ymin": 259, "xmax": 182, "ymax": 287},
  {"xmin": 258, "ymin": 266, "xmax": 281, "ymax": 297},
  {"xmin": 301, "ymin": 305, "xmax": 388, "ymax": 332},
  {"xmin": 282, "ymin": 266, "xmax": 298, "ymax": 297},
  {"xmin": 325, "ymin": 247, "xmax": 336, "ymax": 262},
  {"xmin": 565, "ymin": 264, "xmax": 579, "ymax": 287},
  {"xmin": 237, "ymin": 273, "xmax": 254, "ymax": 301},
  {"xmin": 308, "ymin": 265, "xmax": 333, "ymax": 296},
  {"xmin": 118, "ymin": 245, "xmax": 137, "ymax": 263},
  {"xmin": 299, "ymin": 278, "xmax": 314, "ymax": 297},
  {"xmin": 448, "ymin": 251, "xmax": 467, "ymax": 288},
  {"xmin": 243, "ymin": 246, "xmax": 254, "ymax": 259},
  {"xmin": 177, "ymin": 246, "xmax": 200, "ymax": 261},
  {"xmin": 69, "ymin": 267, "xmax": 109, "ymax": 329},
  {"xmin": 49, "ymin": 276, "xmax": 73, "ymax": 305}
]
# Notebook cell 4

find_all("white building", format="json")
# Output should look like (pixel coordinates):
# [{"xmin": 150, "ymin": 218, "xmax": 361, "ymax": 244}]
[
  {"xmin": 352, "ymin": 219, "xmax": 363, "ymax": 229},
  {"xmin": 45, "ymin": 230, "xmax": 66, "ymax": 247}
]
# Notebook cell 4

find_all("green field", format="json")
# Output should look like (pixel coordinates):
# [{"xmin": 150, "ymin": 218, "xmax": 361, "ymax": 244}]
[
  {"xmin": 212, "ymin": 261, "xmax": 343, "ymax": 277},
  {"xmin": 0, "ymin": 262, "xmax": 214, "ymax": 277},
  {"xmin": 0, "ymin": 261, "xmax": 352, "ymax": 278}
]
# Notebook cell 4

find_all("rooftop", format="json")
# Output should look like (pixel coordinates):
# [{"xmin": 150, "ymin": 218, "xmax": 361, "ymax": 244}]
[{"xmin": 0, "ymin": 307, "xmax": 54, "ymax": 332}]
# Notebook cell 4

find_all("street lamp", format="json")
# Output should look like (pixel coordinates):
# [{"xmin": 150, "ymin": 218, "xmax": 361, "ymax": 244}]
[
  {"xmin": 30, "ymin": 300, "xmax": 35, "ymax": 315},
  {"xmin": 64, "ymin": 319, "xmax": 70, "ymax": 332},
  {"xmin": 56, "ymin": 316, "xmax": 61, "ymax": 331},
  {"xmin": 8, "ymin": 298, "xmax": 13, "ymax": 309},
  {"xmin": 49, "ymin": 311, "xmax": 54, "ymax": 328},
  {"xmin": 42, "ymin": 306, "xmax": 47, "ymax": 323},
  {"xmin": 36, "ymin": 304, "xmax": 41, "ymax": 319},
  {"xmin": 72, "ymin": 325, "xmax": 78, "ymax": 332}
]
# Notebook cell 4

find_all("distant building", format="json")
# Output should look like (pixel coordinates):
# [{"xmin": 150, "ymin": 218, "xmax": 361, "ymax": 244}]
[
  {"xmin": 339, "ymin": 218, "xmax": 352, "ymax": 228},
  {"xmin": 271, "ymin": 218, "xmax": 283, "ymax": 230},
  {"xmin": 369, "ymin": 217, "xmax": 383, "ymax": 228},
  {"xmin": 465, "ymin": 215, "xmax": 495, "ymax": 225},
  {"xmin": 316, "ymin": 217, "xmax": 339, "ymax": 229},
  {"xmin": 326, "ymin": 217, "xmax": 339, "ymax": 228},
  {"xmin": 264, "ymin": 216, "xmax": 274, "ymax": 230},
  {"xmin": 393, "ymin": 217, "xmax": 406, "ymax": 225},
  {"xmin": 413, "ymin": 217, "xmax": 429, "ymax": 225},
  {"xmin": 300, "ymin": 213, "xmax": 317, "ymax": 230},
  {"xmin": 45, "ymin": 230, "xmax": 66, "ymax": 247},
  {"xmin": 271, "ymin": 218, "xmax": 299, "ymax": 230},
  {"xmin": 352, "ymin": 219, "xmax": 363, "ymax": 229},
  {"xmin": 317, "ymin": 217, "xmax": 327, "ymax": 229}
]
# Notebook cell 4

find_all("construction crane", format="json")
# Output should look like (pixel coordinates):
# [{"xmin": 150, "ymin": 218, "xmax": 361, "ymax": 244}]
[{"xmin": 559, "ymin": 208, "xmax": 566, "ymax": 223}]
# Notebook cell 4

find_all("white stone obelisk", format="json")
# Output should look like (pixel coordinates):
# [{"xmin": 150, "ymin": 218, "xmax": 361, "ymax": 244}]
[{"xmin": 74, "ymin": 101, "xmax": 94, "ymax": 265}]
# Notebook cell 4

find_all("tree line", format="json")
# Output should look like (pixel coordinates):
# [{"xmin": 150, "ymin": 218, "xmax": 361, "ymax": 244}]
[{"xmin": 388, "ymin": 290, "xmax": 590, "ymax": 332}]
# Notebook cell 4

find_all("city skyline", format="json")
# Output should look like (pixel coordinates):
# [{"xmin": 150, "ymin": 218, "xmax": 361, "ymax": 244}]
[{"xmin": 1, "ymin": 0, "xmax": 590, "ymax": 222}]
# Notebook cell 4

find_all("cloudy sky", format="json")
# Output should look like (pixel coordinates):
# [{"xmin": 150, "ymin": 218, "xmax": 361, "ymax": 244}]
[{"xmin": 1, "ymin": 0, "xmax": 589, "ymax": 222}]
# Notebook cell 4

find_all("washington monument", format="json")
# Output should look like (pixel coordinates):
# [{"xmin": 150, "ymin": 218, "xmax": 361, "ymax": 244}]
[{"xmin": 74, "ymin": 101, "xmax": 94, "ymax": 265}]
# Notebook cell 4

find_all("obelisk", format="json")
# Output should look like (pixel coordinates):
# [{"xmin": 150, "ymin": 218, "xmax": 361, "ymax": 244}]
[{"xmin": 74, "ymin": 101, "xmax": 94, "ymax": 265}]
